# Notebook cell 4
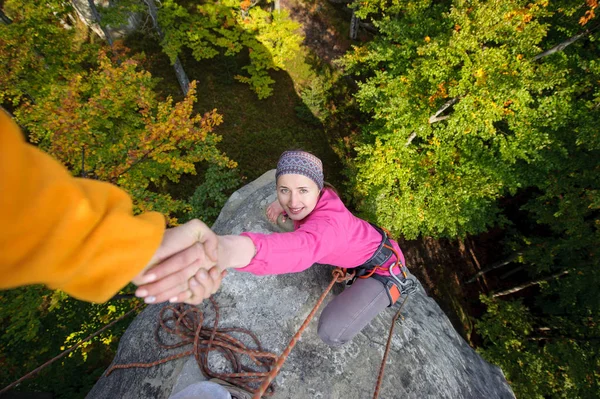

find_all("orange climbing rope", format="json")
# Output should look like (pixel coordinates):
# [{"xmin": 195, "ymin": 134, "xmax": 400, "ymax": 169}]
[
  {"xmin": 372, "ymin": 294, "xmax": 410, "ymax": 399},
  {"xmin": 107, "ymin": 297, "xmax": 278, "ymax": 396},
  {"xmin": 105, "ymin": 267, "xmax": 409, "ymax": 399},
  {"xmin": 252, "ymin": 267, "xmax": 354, "ymax": 398}
]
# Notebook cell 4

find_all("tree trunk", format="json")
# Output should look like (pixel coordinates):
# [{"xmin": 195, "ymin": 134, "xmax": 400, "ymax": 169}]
[
  {"xmin": 70, "ymin": 0, "xmax": 112, "ymax": 43},
  {"xmin": 142, "ymin": 0, "xmax": 190, "ymax": 95},
  {"xmin": 491, "ymin": 270, "xmax": 569, "ymax": 298},
  {"xmin": 87, "ymin": 0, "xmax": 114, "ymax": 47},
  {"xmin": 349, "ymin": 12, "xmax": 359, "ymax": 40},
  {"xmin": 0, "ymin": 8, "xmax": 12, "ymax": 24},
  {"xmin": 467, "ymin": 252, "xmax": 523, "ymax": 283}
]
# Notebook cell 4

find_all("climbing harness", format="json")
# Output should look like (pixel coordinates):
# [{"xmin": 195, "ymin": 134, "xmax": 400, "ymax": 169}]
[{"xmin": 350, "ymin": 223, "xmax": 418, "ymax": 305}]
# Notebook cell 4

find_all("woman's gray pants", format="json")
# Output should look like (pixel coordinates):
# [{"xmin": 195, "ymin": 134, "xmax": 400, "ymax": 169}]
[{"xmin": 318, "ymin": 276, "xmax": 391, "ymax": 346}]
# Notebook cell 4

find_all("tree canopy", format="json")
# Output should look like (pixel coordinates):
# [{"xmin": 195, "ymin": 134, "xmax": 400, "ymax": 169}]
[
  {"xmin": 342, "ymin": 0, "xmax": 599, "ymax": 397},
  {"xmin": 1, "ymin": 0, "xmax": 598, "ymax": 398}
]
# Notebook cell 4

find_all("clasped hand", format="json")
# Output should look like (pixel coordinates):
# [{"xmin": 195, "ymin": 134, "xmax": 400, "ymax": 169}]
[{"xmin": 132, "ymin": 219, "xmax": 224, "ymax": 305}]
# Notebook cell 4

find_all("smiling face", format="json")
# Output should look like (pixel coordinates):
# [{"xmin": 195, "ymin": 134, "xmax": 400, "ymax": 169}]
[{"xmin": 276, "ymin": 173, "xmax": 321, "ymax": 221}]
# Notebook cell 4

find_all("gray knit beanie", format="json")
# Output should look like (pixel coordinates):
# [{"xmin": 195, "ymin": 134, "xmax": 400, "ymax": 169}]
[{"xmin": 275, "ymin": 151, "xmax": 324, "ymax": 190}]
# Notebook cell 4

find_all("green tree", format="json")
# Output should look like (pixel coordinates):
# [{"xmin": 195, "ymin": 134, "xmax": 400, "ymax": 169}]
[
  {"xmin": 476, "ymin": 296, "xmax": 599, "ymax": 398},
  {"xmin": 340, "ymin": 0, "xmax": 598, "ymax": 239},
  {"xmin": 0, "ymin": 285, "xmax": 142, "ymax": 397},
  {"xmin": 158, "ymin": 0, "xmax": 303, "ymax": 98},
  {"xmin": 341, "ymin": 1, "xmax": 599, "ymax": 397},
  {"xmin": 16, "ymin": 51, "xmax": 236, "ymax": 224},
  {"xmin": 0, "ymin": 0, "xmax": 97, "ymax": 106},
  {"xmin": 187, "ymin": 164, "xmax": 242, "ymax": 224}
]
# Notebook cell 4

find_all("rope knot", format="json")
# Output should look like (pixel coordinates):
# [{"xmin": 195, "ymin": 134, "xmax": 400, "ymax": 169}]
[{"xmin": 332, "ymin": 267, "xmax": 355, "ymax": 283}]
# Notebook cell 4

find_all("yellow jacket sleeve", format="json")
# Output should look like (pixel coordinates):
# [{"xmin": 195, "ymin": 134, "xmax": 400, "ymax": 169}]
[{"xmin": 0, "ymin": 111, "xmax": 165, "ymax": 303}]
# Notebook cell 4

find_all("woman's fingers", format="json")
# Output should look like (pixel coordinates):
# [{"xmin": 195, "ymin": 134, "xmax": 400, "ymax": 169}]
[
  {"xmin": 142, "ymin": 279, "xmax": 191, "ymax": 304},
  {"xmin": 138, "ymin": 219, "xmax": 219, "ymax": 278},
  {"xmin": 156, "ymin": 268, "xmax": 228, "ymax": 306},
  {"xmin": 135, "ymin": 258, "xmax": 212, "ymax": 303},
  {"xmin": 266, "ymin": 201, "xmax": 283, "ymax": 223},
  {"xmin": 133, "ymin": 242, "xmax": 207, "ymax": 286},
  {"xmin": 183, "ymin": 268, "xmax": 225, "ymax": 305}
]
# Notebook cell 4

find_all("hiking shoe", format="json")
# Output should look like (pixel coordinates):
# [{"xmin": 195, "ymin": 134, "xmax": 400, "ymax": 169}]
[{"xmin": 209, "ymin": 378, "xmax": 253, "ymax": 399}]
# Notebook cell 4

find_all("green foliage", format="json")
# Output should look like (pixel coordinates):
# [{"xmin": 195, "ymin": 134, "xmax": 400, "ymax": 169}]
[
  {"xmin": 97, "ymin": 0, "xmax": 146, "ymax": 28},
  {"xmin": 0, "ymin": 285, "xmax": 141, "ymax": 397},
  {"xmin": 158, "ymin": 0, "xmax": 303, "ymax": 98},
  {"xmin": 343, "ymin": 1, "xmax": 600, "ymax": 397},
  {"xmin": 341, "ymin": 0, "xmax": 599, "ymax": 240},
  {"xmin": 186, "ymin": 164, "xmax": 242, "ymax": 224},
  {"xmin": 16, "ymin": 51, "xmax": 236, "ymax": 224},
  {"xmin": 476, "ymin": 296, "xmax": 600, "ymax": 399},
  {"xmin": 295, "ymin": 74, "xmax": 333, "ymax": 125},
  {"xmin": 0, "ymin": 0, "xmax": 97, "ymax": 105}
]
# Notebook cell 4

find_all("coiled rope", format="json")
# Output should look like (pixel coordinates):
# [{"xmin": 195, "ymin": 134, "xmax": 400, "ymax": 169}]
[
  {"xmin": 106, "ymin": 297, "xmax": 278, "ymax": 396},
  {"xmin": 2, "ymin": 268, "xmax": 410, "ymax": 398}
]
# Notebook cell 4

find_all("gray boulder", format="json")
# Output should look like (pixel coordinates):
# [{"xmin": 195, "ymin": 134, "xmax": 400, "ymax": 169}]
[{"xmin": 87, "ymin": 170, "xmax": 515, "ymax": 399}]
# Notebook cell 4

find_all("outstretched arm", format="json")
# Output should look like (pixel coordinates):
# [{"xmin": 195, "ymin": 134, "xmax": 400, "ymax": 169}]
[
  {"xmin": 0, "ymin": 112, "xmax": 220, "ymax": 304},
  {"xmin": 0, "ymin": 112, "xmax": 166, "ymax": 302}
]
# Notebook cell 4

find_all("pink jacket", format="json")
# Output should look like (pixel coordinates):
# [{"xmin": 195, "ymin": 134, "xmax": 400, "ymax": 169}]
[{"xmin": 239, "ymin": 188, "xmax": 405, "ymax": 276}]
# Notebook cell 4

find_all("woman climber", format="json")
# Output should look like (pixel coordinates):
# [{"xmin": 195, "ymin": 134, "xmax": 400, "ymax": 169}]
[{"xmin": 138, "ymin": 150, "xmax": 414, "ymax": 347}]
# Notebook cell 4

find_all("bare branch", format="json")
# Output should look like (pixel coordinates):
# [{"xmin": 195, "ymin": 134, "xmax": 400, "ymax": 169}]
[
  {"xmin": 0, "ymin": 8, "xmax": 12, "ymax": 24},
  {"xmin": 467, "ymin": 251, "xmax": 523, "ymax": 284},
  {"xmin": 500, "ymin": 265, "xmax": 524, "ymax": 280},
  {"xmin": 359, "ymin": 21, "xmax": 378, "ymax": 35},
  {"xmin": 428, "ymin": 114, "xmax": 451, "ymax": 124},
  {"xmin": 405, "ymin": 132, "xmax": 417, "ymax": 147},
  {"xmin": 491, "ymin": 270, "xmax": 569, "ymax": 298},
  {"xmin": 428, "ymin": 97, "xmax": 459, "ymax": 124},
  {"xmin": 532, "ymin": 23, "xmax": 600, "ymax": 61},
  {"xmin": 86, "ymin": 0, "xmax": 114, "ymax": 47}
]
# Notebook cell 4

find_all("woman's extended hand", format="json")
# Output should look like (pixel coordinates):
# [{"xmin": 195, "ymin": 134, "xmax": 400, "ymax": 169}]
[
  {"xmin": 266, "ymin": 200, "xmax": 285, "ymax": 223},
  {"xmin": 132, "ymin": 219, "xmax": 221, "ymax": 304}
]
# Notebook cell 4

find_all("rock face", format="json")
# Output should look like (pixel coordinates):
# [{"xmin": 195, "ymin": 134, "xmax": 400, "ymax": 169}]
[{"xmin": 87, "ymin": 170, "xmax": 515, "ymax": 399}]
